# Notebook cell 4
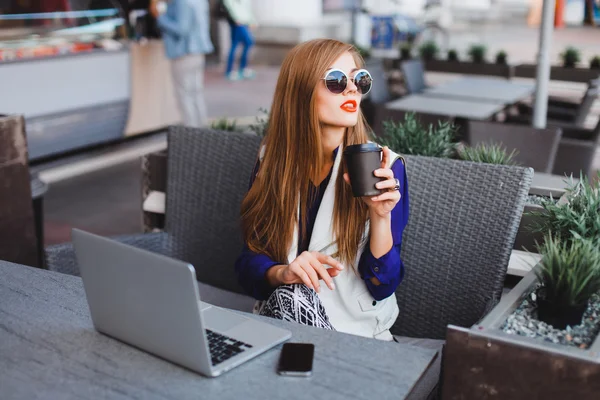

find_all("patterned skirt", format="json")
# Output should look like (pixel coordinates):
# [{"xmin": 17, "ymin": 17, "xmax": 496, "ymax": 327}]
[{"xmin": 255, "ymin": 284, "xmax": 334, "ymax": 330}]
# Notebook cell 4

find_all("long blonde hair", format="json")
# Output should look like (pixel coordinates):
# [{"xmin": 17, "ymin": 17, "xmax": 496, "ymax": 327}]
[{"xmin": 241, "ymin": 39, "xmax": 372, "ymax": 266}]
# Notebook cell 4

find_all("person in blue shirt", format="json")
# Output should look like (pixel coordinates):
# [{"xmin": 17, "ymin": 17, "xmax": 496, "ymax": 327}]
[
  {"xmin": 150, "ymin": 0, "xmax": 214, "ymax": 127},
  {"xmin": 235, "ymin": 39, "xmax": 410, "ymax": 341}
]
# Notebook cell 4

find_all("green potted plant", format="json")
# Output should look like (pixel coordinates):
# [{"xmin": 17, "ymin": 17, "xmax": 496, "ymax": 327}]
[
  {"xmin": 418, "ymin": 40, "xmax": 439, "ymax": 61},
  {"xmin": 458, "ymin": 143, "xmax": 518, "ymax": 165},
  {"xmin": 495, "ymin": 50, "xmax": 508, "ymax": 65},
  {"xmin": 447, "ymin": 49, "xmax": 459, "ymax": 62},
  {"xmin": 210, "ymin": 117, "xmax": 239, "ymax": 132},
  {"xmin": 399, "ymin": 43, "xmax": 412, "ymax": 61},
  {"xmin": 248, "ymin": 108, "xmax": 269, "ymax": 137},
  {"xmin": 534, "ymin": 235, "xmax": 600, "ymax": 329},
  {"xmin": 529, "ymin": 173, "xmax": 600, "ymax": 246},
  {"xmin": 590, "ymin": 55, "xmax": 600, "ymax": 70},
  {"xmin": 375, "ymin": 112, "xmax": 457, "ymax": 158},
  {"xmin": 467, "ymin": 44, "xmax": 487, "ymax": 64},
  {"xmin": 561, "ymin": 46, "xmax": 581, "ymax": 68}
]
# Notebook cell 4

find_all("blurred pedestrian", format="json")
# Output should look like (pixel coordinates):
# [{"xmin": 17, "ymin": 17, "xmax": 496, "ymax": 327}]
[
  {"xmin": 221, "ymin": 0, "xmax": 256, "ymax": 81},
  {"xmin": 151, "ymin": 0, "xmax": 214, "ymax": 127}
]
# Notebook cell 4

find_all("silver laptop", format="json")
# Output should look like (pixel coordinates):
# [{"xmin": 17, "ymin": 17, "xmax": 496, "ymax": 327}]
[{"xmin": 72, "ymin": 229, "xmax": 291, "ymax": 377}]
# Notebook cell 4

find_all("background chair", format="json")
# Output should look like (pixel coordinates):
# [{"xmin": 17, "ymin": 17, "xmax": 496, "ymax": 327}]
[
  {"xmin": 400, "ymin": 59, "xmax": 429, "ymax": 94},
  {"xmin": 392, "ymin": 156, "xmax": 533, "ymax": 340},
  {"xmin": 510, "ymin": 85, "xmax": 599, "ymax": 128},
  {"xmin": 467, "ymin": 120, "xmax": 562, "ymax": 173},
  {"xmin": 391, "ymin": 155, "xmax": 532, "ymax": 399},
  {"xmin": 45, "ymin": 126, "xmax": 262, "ymax": 312},
  {"xmin": 361, "ymin": 58, "xmax": 392, "ymax": 129},
  {"xmin": 551, "ymin": 118, "xmax": 600, "ymax": 178}
]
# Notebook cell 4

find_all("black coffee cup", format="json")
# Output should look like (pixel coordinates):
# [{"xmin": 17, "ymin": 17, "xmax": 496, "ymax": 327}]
[{"xmin": 343, "ymin": 143, "xmax": 383, "ymax": 197}]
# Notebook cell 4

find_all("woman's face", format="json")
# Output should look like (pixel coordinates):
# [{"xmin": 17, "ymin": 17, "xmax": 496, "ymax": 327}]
[{"xmin": 316, "ymin": 52, "xmax": 362, "ymax": 129}]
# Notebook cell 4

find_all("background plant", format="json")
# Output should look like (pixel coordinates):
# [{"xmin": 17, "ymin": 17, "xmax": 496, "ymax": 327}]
[
  {"xmin": 590, "ymin": 55, "xmax": 600, "ymax": 70},
  {"xmin": 561, "ymin": 46, "xmax": 581, "ymax": 68},
  {"xmin": 529, "ymin": 173, "xmax": 600, "ymax": 246},
  {"xmin": 535, "ymin": 234, "xmax": 600, "ymax": 308},
  {"xmin": 458, "ymin": 143, "xmax": 518, "ymax": 165},
  {"xmin": 495, "ymin": 50, "xmax": 508, "ymax": 65},
  {"xmin": 375, "ymin": 112, "xmax": 457, "ymax": 158},
  {"xmin": 418, "ymin": 41, "xmax": 439, "ymax": 61},
  {"xmin": 468, "ymin": 44, "xmax": 487, "ymax": 63},
  {"xmin": 248, "ymin": 108, "xmax": 269, "ymax": 137},
  {"xmin": 447, "ymin": 49, "xmax": 459, "ymax": 62},
  {"xmin": 399, "ymin": 43, "xmax": 412, "ymax": 60},
  {"xmin": 210, "ymin": 117, "xmax": 239, "ymax": 132}
]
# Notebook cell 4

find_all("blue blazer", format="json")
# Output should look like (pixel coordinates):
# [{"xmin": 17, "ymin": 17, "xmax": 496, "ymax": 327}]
[{"xmin": 157, "ymin": 0, "xmax": 214, "ymax": 59}]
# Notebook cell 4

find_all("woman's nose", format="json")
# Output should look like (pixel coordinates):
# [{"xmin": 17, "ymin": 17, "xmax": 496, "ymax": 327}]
[{"xmin": 344, "ymin": 77, "xmax": 358, "ymax": 94}]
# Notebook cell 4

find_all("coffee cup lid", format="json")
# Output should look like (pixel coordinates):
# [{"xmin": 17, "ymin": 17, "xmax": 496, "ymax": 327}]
[{"xmin": 343, "ymin": 143, "xmax": 382, "ymax": 155}]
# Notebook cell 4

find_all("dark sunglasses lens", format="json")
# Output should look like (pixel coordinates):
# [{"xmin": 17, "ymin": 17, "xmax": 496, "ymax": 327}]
[
  {"xmin": 354, "ymin": 71, "xmax": 372, "ymax": 94},
  {"xmin": 325, "ymin": 70, "xmax": 347, "ymax": 94}
]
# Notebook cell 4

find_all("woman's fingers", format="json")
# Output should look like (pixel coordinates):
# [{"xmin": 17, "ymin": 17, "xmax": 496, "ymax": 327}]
[
  {"xmin": 307, "ymin": 257, "xmax": 336, "ymax": 291},
  {"xmin": 371, "ymin": 191, "xmax": 401, "ymax": 202},
  {"xmin": 288, "ymin": 263, "xmax": 313, "ymax": 289},
  {"xmin": 313, "ymin": 252, "xmax": 344, "ymax": 270},
  {"xmin": 381, "ymin": 146, "xmax": 389, "ymax": 169},
  {"xmin": 374, "ymin": 168, "xmax": 394, "ymax": 180},
  {"xmin": 298, "ymin": 261, "xmax": 322, "ymax": 293},
  {"xmin": 375, "ymin": 178, "xmax": 398, "ymax": 190}
]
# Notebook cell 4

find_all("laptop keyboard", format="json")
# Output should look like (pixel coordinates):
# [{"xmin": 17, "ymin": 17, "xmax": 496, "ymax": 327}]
[{"xmin": 206, "ymin": 329, "xmax": 253, "ymax": 366}]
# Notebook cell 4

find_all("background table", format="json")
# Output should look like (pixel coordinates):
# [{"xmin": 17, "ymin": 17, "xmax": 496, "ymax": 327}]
[
  {"xmin": 423, "ymin": 77, "xmax": 535, "ymax": 105},
  {"xmin": 0, "ymin": 261, "xmax": 438, "ymax": 400},
  {"xmin": 386, "ymin": 94, "xmax": 505, "ymax": 120}
]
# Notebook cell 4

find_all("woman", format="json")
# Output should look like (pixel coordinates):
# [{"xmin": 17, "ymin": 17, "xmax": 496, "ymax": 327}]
[
  {"xmin": 235, "ymin": 39, "xmax": 409, "ymax": 341},
  {"xmin": 222, "ymin": 0, "xmax": 256, "ymax": 80}
]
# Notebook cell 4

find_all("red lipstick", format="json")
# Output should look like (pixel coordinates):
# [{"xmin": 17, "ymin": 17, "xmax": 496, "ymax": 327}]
[{"xmin": 340, "ymin": 100, "xmax": 357, "ymax": 113}]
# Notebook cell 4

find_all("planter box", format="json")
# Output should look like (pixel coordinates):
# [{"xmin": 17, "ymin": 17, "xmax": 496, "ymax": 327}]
[
  {"xmin": 424, "ymin": 60, "xmax": 512, "ymax": 78},
  {"xmin": 514, "ymin": 64, "xmax": 600, "ymax": 83},
  {"xmin": 442, "ymin": 268, "xmax": 600, "ymax": 399}
]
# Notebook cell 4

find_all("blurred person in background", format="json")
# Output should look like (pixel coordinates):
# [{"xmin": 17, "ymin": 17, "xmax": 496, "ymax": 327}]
[
  {"xmin": 150, "ymin": 0, "xmax": 214, "ymax": 127},
  {"xmin": 221, "ymin": 0, "xmax": 256, "ymax": 81}
]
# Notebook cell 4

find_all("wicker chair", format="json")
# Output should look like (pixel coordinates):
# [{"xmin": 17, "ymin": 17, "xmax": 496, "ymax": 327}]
[
  {"xmin": 392, "ymin": 156, "xmax": 533, "ymax": 340},
  {"xmin": 45, "ymin": 126, "xmax": 262, "ymax": 311},
  {"xmin": 467, "ymin": 120, "xmax": 562, "ymax": 173}
]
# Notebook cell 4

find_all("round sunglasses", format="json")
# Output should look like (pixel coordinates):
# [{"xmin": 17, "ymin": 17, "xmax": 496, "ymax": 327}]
[{"xmin": 322, "ymin": 68, "xmax": 373, "ymax": 95}]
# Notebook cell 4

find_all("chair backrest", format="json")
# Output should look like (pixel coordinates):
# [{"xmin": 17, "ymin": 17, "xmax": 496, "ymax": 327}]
[
  {"xmin": 574, "ymin": 87, "xmax": 599, "ymax": 126},
  {"xmin": 400, "ymin": 60, "xmax": 427, "ymax": 94},
  {"xmin": 361, "ymin": 58, "xmax": 391, "ymax": 128},
  {"xmin": 392, "ymin": 156, "xmax": 533, "ymax": 339},
  {"xmin": 552, "ymin": 119, "xmax": 600, "ymax": 178},
  {"xmin": 0, "ymin": 114, "xmax": 39, "ymax": 267},
  {"xmin": 366, "ymin": 58, "xmax": 391, "ymax": 105},
  {"xmin": 467, "ymin": 120, "xmax": 562, "ymax": 173},
  {"xmin": 165, "ymin": 127, "xmax": 262, "ymax": 294}
]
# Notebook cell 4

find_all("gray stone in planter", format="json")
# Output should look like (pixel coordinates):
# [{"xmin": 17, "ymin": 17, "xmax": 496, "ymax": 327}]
[
  {"xmin": 514, "ymin": 63, "xmax": 600, "ymax": 83},
  {"xmin": 476, "ymin": 267, "xmax": 600, "ymax": 361},
  {"xmin": 424, "ymin": 60, "xmax": 512, "ymax": 79},
  {"xmin": 441, "ymin": 267, "xmax": 600, "ymax": 398}
]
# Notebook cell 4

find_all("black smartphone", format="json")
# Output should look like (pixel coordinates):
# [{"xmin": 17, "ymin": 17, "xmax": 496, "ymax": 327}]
[{"xmin": 277, "ymin": 342, "xmax": 314, "ymax": 377}]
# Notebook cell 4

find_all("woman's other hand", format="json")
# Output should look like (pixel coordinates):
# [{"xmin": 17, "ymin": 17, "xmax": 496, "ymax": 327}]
[
  {"xmin": 266, "ymin": 252, "xmax": 344, "ymax": 293},
  {"xmin": 344, "ymin": 146, "xmax": 401, "ymax": 219}
]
